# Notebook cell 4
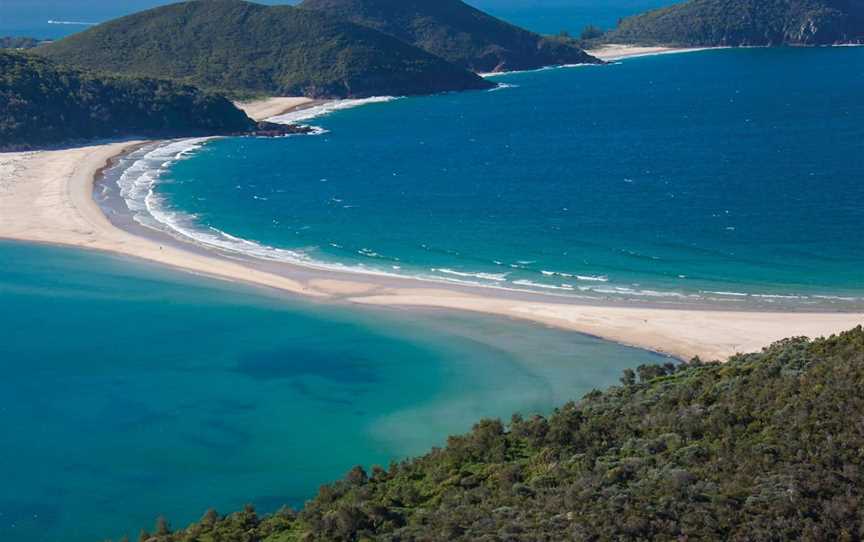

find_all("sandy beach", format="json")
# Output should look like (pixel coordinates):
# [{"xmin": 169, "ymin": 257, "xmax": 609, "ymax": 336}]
[
  {"xmin": 235, "ymin": 97, "xmax": 316, "ymax": 120},
  {"xmin": 587, "ymin": 44, "xmax": 719, "ymax": 61},
  {"xmin": 0, "ymin": 100, "xmax": 860, "ymax": 362}
]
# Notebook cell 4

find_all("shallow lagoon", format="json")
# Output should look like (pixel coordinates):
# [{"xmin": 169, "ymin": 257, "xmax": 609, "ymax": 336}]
[{"xmin": 0, "ymin": 241, "xmax": 667, "ymax": 541}]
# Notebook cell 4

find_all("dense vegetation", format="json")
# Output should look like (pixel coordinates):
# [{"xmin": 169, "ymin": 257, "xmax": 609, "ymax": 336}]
[
  {"xmin": 608, "ymin": 0, "xmax": 864, "ymax": 46},
  {"xmin": 38, "ymin": 0, "xmax": 493, "ymax": 99},
  {"xmin": 0, "ymin": 51, "xmax": 255, "ymax": 150},
  {"xmin": 300, "ymin": 0, "xmax": 602, "ymax": 73},
  {"xmin": 0, "ymin": 36, "xmax": 42, "ymax": 49},
  {"xmin": 122, "ymin": 326, "xmax": 864, "ymax": 541}
]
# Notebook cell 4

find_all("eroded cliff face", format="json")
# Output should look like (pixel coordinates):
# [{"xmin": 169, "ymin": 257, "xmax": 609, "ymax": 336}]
[{"xmin": 788, "ymin": 8, "xmax": 856, "ymax": 43}]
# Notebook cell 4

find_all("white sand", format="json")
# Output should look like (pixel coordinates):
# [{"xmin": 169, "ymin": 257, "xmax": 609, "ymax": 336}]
[
  {"xmin": 0, "ymin": 143, "xmax": 321, "ymax": 298},
  {"xmin": 588, "ymin": 44, "xmax": 717, "ymax": 62},
  {"xmin": 0, "ymin": 133, "xmax": 860, "ymax": 362},
  {"xmin": 235, "ymin": 97, "xmax": 316, "ymax": 121}
]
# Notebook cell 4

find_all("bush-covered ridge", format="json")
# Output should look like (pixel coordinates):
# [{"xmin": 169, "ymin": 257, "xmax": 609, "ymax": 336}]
[
  {"xmin": 0, "ymin": 36, "xmax": 43, "ymax": 49},
  {"xmin": 0, "ymin": 51, "xmax": 255, "ymax": 150},
  {"xmin": 300, "ymin": 0, "xmax": 602, "ymax": 73},
  {"xmin": 38, "ymin": 0, "xmax": 493, "ymax": 99},
  {"xmin": 608, "ymin": 0, "xmax": 864, "ymax": 46},
  {"xmin": 125, "ymin": 326, "xmax": 864, "ymax": 541}
]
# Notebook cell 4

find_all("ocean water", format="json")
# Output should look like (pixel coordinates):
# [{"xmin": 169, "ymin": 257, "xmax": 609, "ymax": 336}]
[
  {"xmin": 125, "ymin": 48, "xmax": 864, "ymax": 308},
  {"xmin": 470, "ymin": 0, "xmax": 667, "ymax": 34},
  {"xmin": 0, "ymin": 0, "xmax": 659, "ymax": 39},
  {"xmin": 0, "ymin": 241, "xmax": 667, "ymax": 542}
]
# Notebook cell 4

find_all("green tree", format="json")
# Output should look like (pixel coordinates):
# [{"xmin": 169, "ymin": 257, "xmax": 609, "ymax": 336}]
[
  {"xmin": 580, "ymin": 24, "xmax": 605, "ymax": 41},
  {"xmin": 620, "ymin": 367, "xmax": 636, "ymax": 386}
]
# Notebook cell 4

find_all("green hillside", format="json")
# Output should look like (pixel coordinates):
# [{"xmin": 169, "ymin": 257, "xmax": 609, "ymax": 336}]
[
  {"xmin": 0, "ymin": 51, "xmax": 254, "ymax": 150},
  {"xmin": 38, "ymin": 0, "xmax": 493, "ymax": 99},
  {"xmin": 121, "ymin": 326, "xmax": 864, "ymax": 541},
  {"xmin": 300, "ymin": 0, "xmax": 602, "ymax": 73},
  {"xmin": 0, "ymin": 37, "xmax": 42, "ymax": 49},
  {"xmin": 608, "ymin": 0, "xmax": 864, "ymax": 46}
]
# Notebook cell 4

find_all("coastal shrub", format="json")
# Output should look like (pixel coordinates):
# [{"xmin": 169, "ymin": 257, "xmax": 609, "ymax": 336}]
[
  {"xmin": 119, "ymin": 326, "xmax": 864, "ymax": 541},
  {"xmin": 0, "ymin": 50, "xmax": 253, "ymax": 149},
  {"xmin": 0, "ymin": 36, "xmax": 42, "ymax": 49}
]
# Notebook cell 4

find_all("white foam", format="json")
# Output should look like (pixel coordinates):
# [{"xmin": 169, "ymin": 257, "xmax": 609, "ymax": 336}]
[
  {"xmin": 433, "ymin": 268, "xmax": 509, "ymax": 282},
  {"xmin": 478, "ymin": 62, "xmax": 597, "ymax": 78},
  {"xmin": 813, "ymin": 295, "xmax": 862, "ymax": 302},
  {"xmin": 268, "ymin": 96, "xmax": 399, "ymax": 125},
  {"xmin": 48, "ymin": 19, "xmax": 96, "ymax": 25},
  {"xmin": 541, "ymin": 270, "xmax": 609, "ymax": 282},
  {"xmin": 488, "ymin": 82, "xmax": 519, "ymax": 92},
  {"xmin": 576, "ymin": 274, "xmax": 609, "ymax": 282},
  {"xmin": 512, "ymin": 280, "xmax": 575, "ymax": 291}
]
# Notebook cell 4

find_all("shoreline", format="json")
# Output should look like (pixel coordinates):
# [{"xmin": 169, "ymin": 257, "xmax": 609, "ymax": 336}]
[
  {"xmin": 586, "ymin": 44, "xmax": 721, "ymax": 62},
  {"xmin": 234, "ymin": 97, "xmax": 318, "ymax": 120},
  {"xmin": 477, "ymin": 46, "xmax": 714, "ymax": 78},
  {"xmin": 93, "ymin": 149, "xmax": 864, "ymax": 314},
  {"xmin": 1, "ymin": 98, "xmax": 862, "ymax": 362}
]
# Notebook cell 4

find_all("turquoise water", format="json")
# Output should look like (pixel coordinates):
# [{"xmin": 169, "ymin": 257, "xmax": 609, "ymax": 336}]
[
  {"xmin": 0, "ymin": 241, "xmax": 667, "ymax": 542},
  {"xmin": 136, "ymin": 48, "xmax": 864, "ymax": 307}
]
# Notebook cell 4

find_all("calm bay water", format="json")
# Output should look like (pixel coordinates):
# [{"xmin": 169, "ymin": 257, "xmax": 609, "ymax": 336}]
[
  {"xmin": 0, "ymin": 241, "xmax": 666, "ymax": 542},
  {"xmin": 138, "ymin": 48, "xmax": 864, "ymax": 307}
]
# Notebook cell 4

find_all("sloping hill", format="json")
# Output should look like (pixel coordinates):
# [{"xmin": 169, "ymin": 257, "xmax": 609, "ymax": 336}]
[
  {"xmin": 300, "ymin": 0, "xmax": 602, "ymax": 73},
  {"xmin": 608, "ymin": 0, "xmax": 864, "ymax": 46},
  {"xmin": 0, "ymin": 37, "xmax": 43, "ymax": 49},
  {"xmin": 124, "ymin": 326, "xmax": 864, "ymax": 541},
  {"xmin": 37, "ymin": 0, "xmax": 493, "ymax": 99},
  {"xmin": 0, "ymin": 51, "xmax": 254, "ymax": 150}
]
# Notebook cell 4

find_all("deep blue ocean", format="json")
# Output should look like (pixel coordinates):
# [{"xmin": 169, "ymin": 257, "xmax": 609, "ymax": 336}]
[{"xmin": 130, "ymin": 47, "xmax": 864, "ymax": 307}]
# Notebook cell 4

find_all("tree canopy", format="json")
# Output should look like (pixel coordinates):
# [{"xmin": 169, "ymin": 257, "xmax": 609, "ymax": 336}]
[{"xmin": 0, "ymin": 51, "xmax": 254, "ymax": 150}]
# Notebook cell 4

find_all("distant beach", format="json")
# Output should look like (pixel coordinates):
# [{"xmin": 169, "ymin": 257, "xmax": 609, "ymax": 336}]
[
  {"xmin": 587, "ymin": 44, "xmax": 721, "ymax": 61},
  {"xmin": 235, "ymin": 97, "xmax": 317, "ymax": 121}
]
